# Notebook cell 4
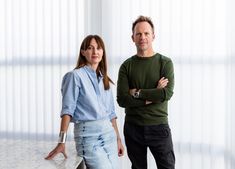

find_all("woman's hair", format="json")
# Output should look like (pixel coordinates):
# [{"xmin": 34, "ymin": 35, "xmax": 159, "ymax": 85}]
[
  {"xmin": 132, "ymin": 15, "xmax": 155, "ymax": 34},
  {"xmin": 75, "ymin": 35, "xmax": 113, "ymax": 90}
]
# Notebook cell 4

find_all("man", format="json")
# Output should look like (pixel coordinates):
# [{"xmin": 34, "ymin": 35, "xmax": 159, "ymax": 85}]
[{"xmin": 117, "ymin": 15, "xmax": 175, "ymax": 169}]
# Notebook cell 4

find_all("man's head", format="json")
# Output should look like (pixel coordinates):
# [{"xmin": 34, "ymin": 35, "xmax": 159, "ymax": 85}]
[
  {"xmin": 132, "ymin": 16, "xmax": 155, "ymax": 55},
  {"xmin": 132, "ymin": 15, "xmax": 154, "ymax": 34}
]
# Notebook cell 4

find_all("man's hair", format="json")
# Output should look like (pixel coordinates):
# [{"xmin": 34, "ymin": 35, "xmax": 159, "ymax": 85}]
[{"xmin": 132, "ymin": 15, "xmax": 154, "ymax": 34}]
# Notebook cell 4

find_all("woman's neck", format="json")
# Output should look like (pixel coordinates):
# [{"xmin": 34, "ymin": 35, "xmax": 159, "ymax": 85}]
[{"xmin": 86, "ymin": 63, "xmax": 98, "ymax": 71}]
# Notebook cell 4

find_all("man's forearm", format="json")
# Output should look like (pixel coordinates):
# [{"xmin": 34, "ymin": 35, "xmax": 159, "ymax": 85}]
[
  {"xmin": 117, "ymin": 93, "xmax": 146, "ymax": 108},
  {"xmin": 138, "ymin": 87, "xmax": 173, "ymax": 102}
]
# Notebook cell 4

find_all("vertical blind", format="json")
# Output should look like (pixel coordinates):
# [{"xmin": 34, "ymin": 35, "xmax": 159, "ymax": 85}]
[
  {"xmin": 0, "ymin": 0, "xmax": 234, "ymax": 168},
  {"xmin": 0, "ymin": 0, "xmax": 85, "ymax": 137}
]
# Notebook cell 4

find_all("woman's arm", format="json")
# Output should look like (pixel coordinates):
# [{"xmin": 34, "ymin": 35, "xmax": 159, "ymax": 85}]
[
  {"xmin": 111, "ymin": 118, "xmax": 124, "ymax": 157},
  {"xmin": 45, "ymin": 115, "xmax": 71, "ymax": 160}
]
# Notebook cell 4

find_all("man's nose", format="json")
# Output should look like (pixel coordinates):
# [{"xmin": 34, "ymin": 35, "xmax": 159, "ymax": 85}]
[{"xmin": 140, "ymin": 33, "xmax": 145, "ymax": 39}]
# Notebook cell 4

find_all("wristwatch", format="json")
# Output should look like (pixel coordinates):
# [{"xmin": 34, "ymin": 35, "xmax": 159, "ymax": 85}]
[{"xmin": 133, "ymin": 90, "xmax": 140, "ymax": 98}]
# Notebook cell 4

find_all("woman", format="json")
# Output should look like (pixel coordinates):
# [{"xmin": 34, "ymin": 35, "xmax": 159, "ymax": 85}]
[{"xmin": 45, "ymin": 35, "xmax": 124, "ymax": 169}]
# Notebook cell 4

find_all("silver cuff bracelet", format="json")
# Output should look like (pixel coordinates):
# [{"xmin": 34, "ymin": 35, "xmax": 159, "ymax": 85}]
[{"xmin": 58, "ymin": 131, "xmax": 67, "ymax": 143}]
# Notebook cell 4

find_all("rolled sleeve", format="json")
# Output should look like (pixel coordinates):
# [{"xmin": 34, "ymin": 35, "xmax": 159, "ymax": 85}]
[
  {"xmin": 60, "ymin": 72, "xmax": 80, "ymax": 118},
  {"xmin": 108, "ymin": 89, "xmax": 117, "ymax": 120}
]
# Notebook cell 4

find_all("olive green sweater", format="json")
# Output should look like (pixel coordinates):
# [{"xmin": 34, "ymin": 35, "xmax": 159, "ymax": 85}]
[{"xmin": 117, "ymin": 53, "xmax": 174, "ymax": 125}]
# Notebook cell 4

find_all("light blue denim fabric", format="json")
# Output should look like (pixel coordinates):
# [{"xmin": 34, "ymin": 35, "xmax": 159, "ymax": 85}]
[
  {"xmin": 74, "ymin": 119, "xmax": 118, "ymax": 169},
  {"xmin": 60, "ymin": 65, "xmax": 116, "ymax": 122}
]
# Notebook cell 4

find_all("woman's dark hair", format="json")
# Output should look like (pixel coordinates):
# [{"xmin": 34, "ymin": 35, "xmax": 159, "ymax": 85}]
[{"xmin": 75, "ymin": 35, "xmax": 113, "ymax": 90}]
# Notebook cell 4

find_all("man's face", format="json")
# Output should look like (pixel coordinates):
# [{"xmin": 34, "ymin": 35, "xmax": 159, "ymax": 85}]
[{"xmin": 132, "ymin": 21, "xmax": 155, "ymax": 52}]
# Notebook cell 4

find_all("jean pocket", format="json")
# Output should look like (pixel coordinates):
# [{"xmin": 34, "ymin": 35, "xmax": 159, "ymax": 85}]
[{"xmin": 148, "ymin": 125, "xmax": 171, "ymax": 138}]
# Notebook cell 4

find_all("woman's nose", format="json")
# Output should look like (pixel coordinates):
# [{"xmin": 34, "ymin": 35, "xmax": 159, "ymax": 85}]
[{"xmin": 92, "ymin": 48, "xmax": 97, "ymax": 54}]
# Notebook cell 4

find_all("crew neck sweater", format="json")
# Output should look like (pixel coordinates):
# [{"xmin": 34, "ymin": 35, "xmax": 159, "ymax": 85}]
[{"xmin": 117, "ymin": 53, "xmax": 174, "ymax": 125}]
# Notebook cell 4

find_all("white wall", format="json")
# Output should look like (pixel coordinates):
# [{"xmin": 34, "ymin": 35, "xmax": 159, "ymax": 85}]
[{"xmin": 0, "ymin": 0, "xmax": 234, "ymax": 168}]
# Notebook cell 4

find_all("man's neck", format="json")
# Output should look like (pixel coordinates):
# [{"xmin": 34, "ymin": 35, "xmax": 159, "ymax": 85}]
[{"xmin": 137, "ymin": 49, "xmax": 155, "ymax": 57}]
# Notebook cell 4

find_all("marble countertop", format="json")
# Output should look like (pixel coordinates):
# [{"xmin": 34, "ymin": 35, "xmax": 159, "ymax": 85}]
[{"xmin": 0, "ymin": 138, "xmax": 83, "ymax": 169}]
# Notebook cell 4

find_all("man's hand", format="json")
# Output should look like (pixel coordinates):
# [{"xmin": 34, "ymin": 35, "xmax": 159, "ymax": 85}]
[
  {"xmin": 145, "ymin": 77, "xmax": 169, "ymax": 104},
  {"xmin": 129, "ymin": 88, "xmax": 137, "ymax": 96},
  {"xmin": 157, "ymin": 77, "xmax": 169, "ymax": 89},
  {"xmin": 130, "ymin": 77, "xmax": 168, "ymax": 105},
  {"xmin": 145, "ymin": 100, "xmax": 152, "ymax": 105}
]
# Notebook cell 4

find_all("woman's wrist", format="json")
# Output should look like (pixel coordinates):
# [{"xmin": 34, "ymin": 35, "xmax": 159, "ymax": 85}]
[{"xmin": 58, "ymin": 131, "xmax": 67, "ymax": 143}]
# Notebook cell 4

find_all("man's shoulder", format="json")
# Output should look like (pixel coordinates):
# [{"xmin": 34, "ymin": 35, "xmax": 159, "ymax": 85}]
[
  {"xmin": 157, "ymin": 53, "xmax": 171, "ymax": 61},
  {"xmin": 157, "ymin": 53, "xmax": 173, "ymax": 64},
  {"xmin": 121, "ymin": 55, "xmax": 136, "ymax": 66}
]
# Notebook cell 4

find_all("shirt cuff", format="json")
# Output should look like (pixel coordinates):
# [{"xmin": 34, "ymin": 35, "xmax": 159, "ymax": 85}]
[
  {"xmin": 60, "ymin": 110, "xmax": 74, "ymax": 118},
  {"xmin": 109, "ymin": 113, "xmax": 117, "ymax": 120}
]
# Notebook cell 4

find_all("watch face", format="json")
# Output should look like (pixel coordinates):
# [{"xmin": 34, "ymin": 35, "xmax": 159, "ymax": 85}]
[{"xmin": 134, "ymin": 91, "xmax": 139, "ymax": 98}]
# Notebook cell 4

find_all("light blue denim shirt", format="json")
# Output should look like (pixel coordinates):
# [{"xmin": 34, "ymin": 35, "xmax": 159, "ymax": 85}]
[{"xmin": 60, "ymin": 65, "xmax": 117, "ymax": 122}]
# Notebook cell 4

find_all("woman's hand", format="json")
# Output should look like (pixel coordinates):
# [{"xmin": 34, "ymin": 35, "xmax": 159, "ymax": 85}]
[
  {"xmin": 117, "ymin": 138, "xmax": 125, "ymax": 157},
  {"xmin": 45, "ymin": 143, "xmax": 67, "ymax": 160}
]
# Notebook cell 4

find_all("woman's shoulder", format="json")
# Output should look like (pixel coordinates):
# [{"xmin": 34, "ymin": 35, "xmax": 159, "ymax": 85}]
[
  {"xmin": 65, "ymin": 67, "xmax": 86, "ymax": 77},
  {"xmin": 61, "ymin": 69, "xmax": 85, "ymax": 86},
  {"xmin": 62, "ymin": 69, "xmax": 84, "ymax": 82}
]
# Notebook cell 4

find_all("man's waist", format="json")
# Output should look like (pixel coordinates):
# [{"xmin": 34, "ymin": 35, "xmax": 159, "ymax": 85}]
[{"xmin": 125, "ymin": 114, "xmax": 168, "ymax": 126}]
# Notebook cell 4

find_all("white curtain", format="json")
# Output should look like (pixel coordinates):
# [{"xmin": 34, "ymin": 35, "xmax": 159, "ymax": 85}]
[{"xmin": 0, "ymin": 0, "xmax": 234, "ymax": 168}]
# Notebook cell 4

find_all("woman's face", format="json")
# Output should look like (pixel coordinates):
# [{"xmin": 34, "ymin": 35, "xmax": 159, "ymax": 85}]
[{"xmin": 82, "ymin": 38, "xmax": 103, "ymax": 68}]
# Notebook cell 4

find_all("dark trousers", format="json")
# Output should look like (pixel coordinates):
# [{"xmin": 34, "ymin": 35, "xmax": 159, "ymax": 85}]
[{"xmin": 124, "ymin": 123, "xmax": 175, "ymax": 169}]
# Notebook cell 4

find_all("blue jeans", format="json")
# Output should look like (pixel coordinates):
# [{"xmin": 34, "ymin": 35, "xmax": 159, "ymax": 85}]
[{"xmin": 74, "ymin": 119, "xmax": 118, "ymax": 169}]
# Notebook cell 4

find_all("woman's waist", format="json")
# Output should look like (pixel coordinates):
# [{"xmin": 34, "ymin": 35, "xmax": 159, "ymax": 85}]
[
  {"xmin": 74, "ymin": 118, "xmax": 113, "ymax": 136},
  {"xmin": 71, "ymin": 110, "xmax": 110, "ymax": 122}
]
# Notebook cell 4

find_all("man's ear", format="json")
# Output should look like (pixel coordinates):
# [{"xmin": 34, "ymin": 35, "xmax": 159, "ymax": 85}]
[
  {"xmin": 153, "ymin": 33, "xmax": 155, "ymax": 40},
  {"xmin": 131, "ymin": 35, "xmax": 134, "ymax": 42}
]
